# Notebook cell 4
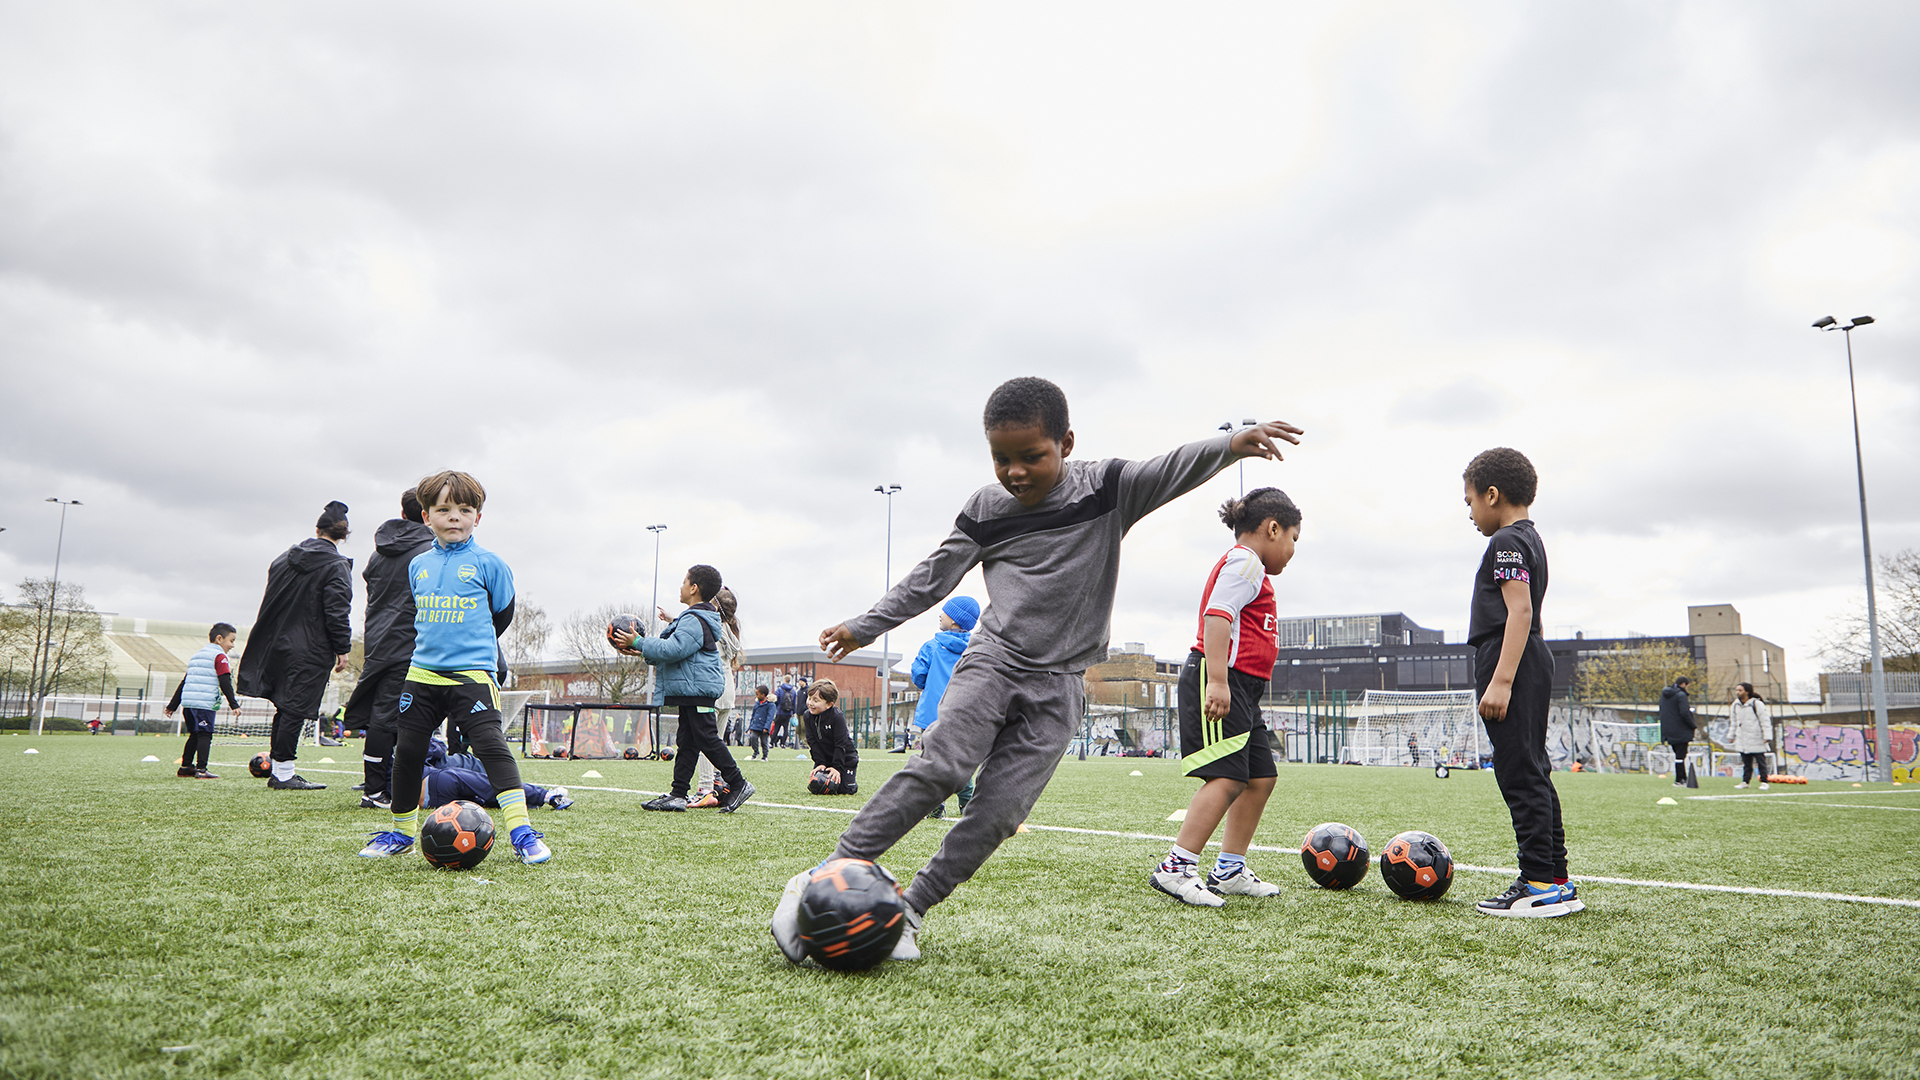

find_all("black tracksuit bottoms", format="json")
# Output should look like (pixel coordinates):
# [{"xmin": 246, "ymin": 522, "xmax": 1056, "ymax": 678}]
[
  {"xmin": 345, "ymin": 661, "xmax": 408, "ymax": 797},
  {"xmin": 1475, "ymin": 634, "xmax": 1567, "ymax": 883},
  {"xmin": 667, "ymin": 698, "xmax": 745, "ymax": 798}
]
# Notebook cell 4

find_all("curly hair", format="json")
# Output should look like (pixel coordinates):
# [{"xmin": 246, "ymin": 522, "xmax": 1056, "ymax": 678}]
[
  {"xmin": 982, "ymin": 377, "xmax": 1070, "ymax": 440},
  {"xmin": 1218, "ymin": 487, "xmax": 1301, "ymax": 535},
  {"xmin": 687, "ymin": 564, "xmax": 723, "ymax": 603},
  {"xmin": 1463, "ymin": 448, "xmax": 1537, "ymax": 507}
]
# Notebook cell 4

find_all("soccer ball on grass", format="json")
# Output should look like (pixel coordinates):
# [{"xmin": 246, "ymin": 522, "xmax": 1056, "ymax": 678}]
[
  {"xmin": 1300, "ymin": 822, "xmax": 1369, "ymax": 889},
  {"xmin": 248, "ymin": 752, "xmax": 272, "ymax": 779},
  {"xmin": 797, "ymin": 858, "xmax": 907, "ymax": 971},
  {"xmin": 419, "ymin": 800, "xmax": 496, "ymax": 870},
  {"xmin": 1378, "ymin": 830, "xmax": 1453, "ymax": 901}
]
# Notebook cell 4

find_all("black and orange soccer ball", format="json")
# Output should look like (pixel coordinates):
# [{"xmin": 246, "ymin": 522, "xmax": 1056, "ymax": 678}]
[
  {"xmin": 248, "ymin": 752, "xmax": 272, "ymax": 779},
  {"xmin": 797, "ymin": 858, "xmax": 907, "ymax": 971},
  {"xmin": 419, "ymin": 800, "xmax": 496, "ymax": 870},
  {"xmin": 1378, "ymin": 830, "xmax": 1454, "ymax": 901},
  {"xmin": 1300, "ymin": 822, "xmax": 1369, "ymax": 889}
]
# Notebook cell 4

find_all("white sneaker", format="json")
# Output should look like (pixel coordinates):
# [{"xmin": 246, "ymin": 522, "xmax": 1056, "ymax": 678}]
[
  {"xmin": 1733, "ymin": 782, "xmax": 1749, "ymax": 790},
  {"xmin": 1150, "ymin": 866, "xmax": 1225, "ymax": 908},
  {"xmin": 890, "ymin": 905, "xmax": 924, "ymax": 961},
  {"xmin": 1759, "ymin": 782, "xmax": 1770, "ymax": 790},
  {"xmin": 1207, "ymin": 865, "xmax": 1281, "ymax": 897},
  {"xmin": 770, "ymin": 867, "xmax": 813, "ymax": 963}
]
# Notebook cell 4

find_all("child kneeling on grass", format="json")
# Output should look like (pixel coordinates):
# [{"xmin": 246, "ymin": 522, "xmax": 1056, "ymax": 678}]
[
  {"xmin": 1152, "ymin": 488, "xmax": 1300, "ymax": 907},
  {"xmin": 803, "ymin": 679, "xmax": 858, "ymax": 794}
]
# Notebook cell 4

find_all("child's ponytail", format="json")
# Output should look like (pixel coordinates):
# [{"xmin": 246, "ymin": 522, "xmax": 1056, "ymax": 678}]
[{"xmin": 1218, "ymin": 487, "xmax": 1301, "ymax": 536}]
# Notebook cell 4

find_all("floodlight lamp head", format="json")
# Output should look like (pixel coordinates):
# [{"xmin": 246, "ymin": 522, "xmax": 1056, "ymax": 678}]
[
  {"xmin": 1812, "ymin": 316, "xmax": 1836, "ymax": 329},
  {"xmin": 1850, "ymin": 315, "xmax": 1875, "ymax": 327},
  {"xmin": 1218, "ymin": 422, "xmax": 1233, "ymax": 432}
]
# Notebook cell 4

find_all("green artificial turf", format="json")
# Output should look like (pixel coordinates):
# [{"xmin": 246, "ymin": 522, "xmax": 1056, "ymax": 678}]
[{"xmin": 3, "ymin": 735, "xmax": 1916, "ymax": 1079}]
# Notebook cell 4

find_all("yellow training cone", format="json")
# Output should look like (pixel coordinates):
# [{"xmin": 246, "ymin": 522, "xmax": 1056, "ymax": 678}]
[
  {"xmin": 1657, "ymin": 797, "xmax": 1678, "ymax": 805},
  {"xmin": 1165, "ymin": 808, "xmax": 1188, "ymax": 822},
  {"xmin": 1014, "ymin": 822, "xmax": 1031, "ymax": 833},
  {"xmin": 582, "ymin": 769, "xmax": 603, "ymax": 778},
  {"xmin": 1130, "ymin": 770, "xmax": 1144, "ymax": 776}
]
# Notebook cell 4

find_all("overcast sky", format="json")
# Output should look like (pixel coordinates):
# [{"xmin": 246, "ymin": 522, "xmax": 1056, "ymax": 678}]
[{"xmin": 2, "ymin": 2, "xmax": 1915, "ymax": 698}]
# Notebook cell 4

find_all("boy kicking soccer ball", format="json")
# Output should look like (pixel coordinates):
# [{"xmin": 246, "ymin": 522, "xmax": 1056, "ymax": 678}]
[
  {"xmin": 1462, "ymin": 448, "xmax": 1580, "ymax": 917},
  {"xmin": 1151, "ymin": 488, "xmax": 1301, "ymax": 906},
  {"xmin": 771, "ymin": 376, "xmax": 1301, "ymax": 963},
  {"xmin": 358, "ymin": 470, "xmax": 552, "ymax": 865}
]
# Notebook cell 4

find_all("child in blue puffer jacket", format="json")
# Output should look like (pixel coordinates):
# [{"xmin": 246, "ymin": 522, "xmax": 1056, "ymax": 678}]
[
  {"xmin": 910, "ymin": 596, "xmax": 980, "ymax": 818},
  {"xmin": 611, "ymin": 564, "xmax": 755, "ymax": 814}
]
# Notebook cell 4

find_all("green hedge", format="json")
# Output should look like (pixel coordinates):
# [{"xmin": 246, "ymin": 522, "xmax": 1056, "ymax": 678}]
[{"xmin": 1, "ymin": 717, "xmax": 89, "ymax": 732}]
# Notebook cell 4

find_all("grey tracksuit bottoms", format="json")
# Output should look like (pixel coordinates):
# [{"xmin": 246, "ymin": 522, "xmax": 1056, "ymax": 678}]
[{"xmin": 832, "ymin": 651, "xmax": 1084, "ymax": 915}]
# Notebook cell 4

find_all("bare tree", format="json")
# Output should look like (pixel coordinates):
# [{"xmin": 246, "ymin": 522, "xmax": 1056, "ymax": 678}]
[
  {"xmin": 559, "ymin": 603, "xmax": 651, "ymax": 703},
  {"xmin": 1814, "ymin": 547, "xmax": 1920, "ymax": 674},
  {"xmin": 502, "ymin": 599, "xmax": 552, "ymax": 684},
  {"xmin": 1575, "ymin": 640, "xmax": 1706, "ymax": 706},
  {"xmin": 2, "ymin": 578, "xmax": 112, "ymax": 728}
]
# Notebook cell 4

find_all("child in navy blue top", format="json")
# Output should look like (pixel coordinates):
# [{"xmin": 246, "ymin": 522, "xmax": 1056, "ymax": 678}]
[
  {"xmin": 1462, "ymin": 448, "xmax": 1581, "ymax": 918},
  {"xmin": 747, "ymin": 686, "xmax": 776, "ymax": 760}
]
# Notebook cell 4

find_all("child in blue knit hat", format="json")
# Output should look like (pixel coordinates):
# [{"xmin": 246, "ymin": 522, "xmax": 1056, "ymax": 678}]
[{"xmin": 908, "ymin": 596, "xmax": 980, "ymax": 818}]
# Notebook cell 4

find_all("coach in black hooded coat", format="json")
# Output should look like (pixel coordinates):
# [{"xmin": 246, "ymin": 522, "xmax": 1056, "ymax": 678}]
[
  {"xmin": 238, "ymin": 501, "xmax": 354, "ymax": 788},
  {"xmin": 342, "ymin": 489, "xmax": 435, "ymax": 805}
]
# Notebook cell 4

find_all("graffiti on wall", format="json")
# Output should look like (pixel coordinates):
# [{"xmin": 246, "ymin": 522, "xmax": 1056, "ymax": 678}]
[{"xmin": 1779, "ymin": 724, "xmax": 1920, "ymax": 781}]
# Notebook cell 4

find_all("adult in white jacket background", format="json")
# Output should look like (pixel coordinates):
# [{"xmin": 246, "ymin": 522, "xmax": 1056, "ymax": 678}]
[{"xmin": 1728, "ymin": 682, "xmax": 1772, "ymax": 790}]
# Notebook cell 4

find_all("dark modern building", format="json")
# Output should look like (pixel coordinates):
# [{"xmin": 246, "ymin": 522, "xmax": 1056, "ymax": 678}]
[
  {"xmin": 1264, "ymin": 609, "xmax": 1758, "ymax": 701},
  {"xmin": 1268, "ymin": 613, "xmax": 1474, "ymax": 695}
]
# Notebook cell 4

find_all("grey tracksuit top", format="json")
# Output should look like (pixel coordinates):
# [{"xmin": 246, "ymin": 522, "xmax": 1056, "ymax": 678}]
[{"xmin": 843, "ymin": 435, "xmax": 1236, "ymax": 675}]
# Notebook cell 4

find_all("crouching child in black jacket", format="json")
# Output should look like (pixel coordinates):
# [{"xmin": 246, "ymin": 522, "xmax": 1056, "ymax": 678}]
[{"xmin": 804, "ymin": 679, "xmax": 858, "ymax": 794}]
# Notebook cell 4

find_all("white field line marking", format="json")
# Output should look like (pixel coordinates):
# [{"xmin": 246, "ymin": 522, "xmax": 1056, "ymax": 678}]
[
  {"xmin": 215, "ymin": 765, "xmax": 1920, "ymax": 909},
  {"xmin": 1686, "ymin": 788, "xmax": 1920, "ymax": 801},
  {"xmin": 1797, "ymin": 803, "xmax": 1920, "ymax": 812}
]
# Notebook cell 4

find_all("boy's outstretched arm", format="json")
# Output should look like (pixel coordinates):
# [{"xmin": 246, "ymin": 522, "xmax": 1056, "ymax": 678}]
[
  {"xmin": 1477, "ymin": 580, "xmax": 1532, "ymax": 722},
  {"xmin": 822, "ymin": 529, "xmax": 983, "ymax": 661},
  {"xmin": 1118, "ymin": 420, "xmax": 1303, "ymax": 530}
]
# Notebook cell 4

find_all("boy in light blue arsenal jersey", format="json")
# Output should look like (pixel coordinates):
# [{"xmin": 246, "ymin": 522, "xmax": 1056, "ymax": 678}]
[{"xmin": 357, "ymin": 470, "xmax": 552, "ymax": 865}]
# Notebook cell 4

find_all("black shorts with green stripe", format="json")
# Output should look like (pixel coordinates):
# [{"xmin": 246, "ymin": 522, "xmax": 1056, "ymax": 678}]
[
  {"xmin": 1178, "ymin": 650, "xmax": 1276, "ymax": 782},
  {"xmin": 400, "ymin": 666, "xmax": 502, "ymax": 734}
]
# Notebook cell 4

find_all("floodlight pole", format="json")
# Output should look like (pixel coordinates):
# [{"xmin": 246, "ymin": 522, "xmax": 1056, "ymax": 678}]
[
  {"xmin": 1815, "ymin": 316, "xmax": 1892, "ymax": 782},
  {"xmin": 646, "ymin": 524, "xmax": 668, "ymax": 634},
  {"xmin": 875, "ymin": 485, "xmax": 901, "ymax": 747},
  {"xmin": 1219, "ymin": 419, "xmax": 1257, "ymax": 494},
  {"xmin": 34, "ymin": 499, "xmax": 81, "ymax": 737}
]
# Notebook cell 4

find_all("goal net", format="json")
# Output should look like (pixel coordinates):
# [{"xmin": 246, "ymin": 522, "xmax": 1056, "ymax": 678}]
[
  {"xmin": 1349, "ymin": 690, "xmax": 1481, "ymax": 767},
  {"xmin": 522, "ymin": 702, "xmax": 663, "ymax": 759}
]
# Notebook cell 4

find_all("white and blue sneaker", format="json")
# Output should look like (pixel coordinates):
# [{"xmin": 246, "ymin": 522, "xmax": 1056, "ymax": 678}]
[
  {"xmin": 358, "ymin": 831, "xmax": 415, "ymax": 858},
  {"xmin": 1476, "ymin": 877, "xmax": 1575, "ymax": 918},
  {"xmin": 546, "ymin": 787, "xmax": 573, "ymax": 811},
  {"xmin": 1206, "ymin": 864, "xmax": 1281, "ymax": 898},
  {"xmin": 511, "ymin": 825, "xmax": 552, "ymax": 864},
  {"xmin": 1150, "ymin": 862, "xmax": 1225, "ymax": 908}
]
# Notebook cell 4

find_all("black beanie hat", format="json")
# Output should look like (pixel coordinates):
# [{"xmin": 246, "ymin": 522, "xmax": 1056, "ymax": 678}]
[{"xmin": 316, "ymin": 500, "xmax": 350, "ymax": 530}]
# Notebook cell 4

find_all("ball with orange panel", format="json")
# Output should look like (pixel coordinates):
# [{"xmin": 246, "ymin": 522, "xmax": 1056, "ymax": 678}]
[
  {"xmin": 1378, "ymin": 830, "xmax": 1454, "ymax": 901},
  {"xmin": 419, "ymin": 799, "xmax": 496, "ymax": 870},
  {"xmin": 796, "ymin": 858, "xmax": 907, "ymax": 971},
  {"xmin": 1300, "ymin": 822, "xmax": 1370, "ymax": 889},
  {"xmin": 249, "ymin": 753, "xmax": 272, "ymax": 779}
]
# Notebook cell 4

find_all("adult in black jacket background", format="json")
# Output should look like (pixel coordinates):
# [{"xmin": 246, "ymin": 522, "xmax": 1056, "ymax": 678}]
[
  {"xmin": 342, "ymin": 488, "xmax": 435, "ymax": 808},
  {"xmin": 1658, "ymin": 676, "xmax": 1698, "ymax": 787},
  {"xmin": 238, "ymin": 501, "xmax": 354, "ymax": 790}
]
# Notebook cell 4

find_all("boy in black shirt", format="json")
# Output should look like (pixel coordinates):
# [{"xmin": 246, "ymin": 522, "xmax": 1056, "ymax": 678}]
[
  {"xmin": 1463, "ymin": 448, "xmax": 1582, "ymax": 918},
  {"xmin": 802, "ymin": 679, "xmax": 858, "ymax": 794}
]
